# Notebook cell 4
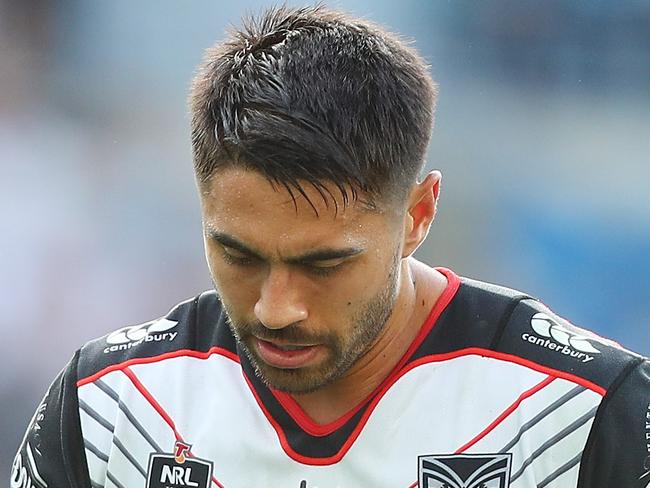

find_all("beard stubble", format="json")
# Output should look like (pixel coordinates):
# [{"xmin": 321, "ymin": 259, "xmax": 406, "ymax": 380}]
[{"xmin": 221, "ymin": 256, "xmax": 401, "ymax": 394}]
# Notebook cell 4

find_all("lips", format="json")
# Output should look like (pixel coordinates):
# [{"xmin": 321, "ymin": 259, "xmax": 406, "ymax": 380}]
[{"xmin": 255, "ymin": 338, "xmax": 323, "ymax": 369}]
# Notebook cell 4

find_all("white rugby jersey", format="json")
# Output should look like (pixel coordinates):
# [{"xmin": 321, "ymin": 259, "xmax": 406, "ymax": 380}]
[{"xmin": 12, "ymin": 268, "xmax": 650, "ymax": 487}]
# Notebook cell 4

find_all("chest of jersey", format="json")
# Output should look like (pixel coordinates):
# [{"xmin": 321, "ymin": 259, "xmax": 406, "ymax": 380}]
[{"xmin": 77, "ymin": 352, "xmax": 601, "ymax": 488}]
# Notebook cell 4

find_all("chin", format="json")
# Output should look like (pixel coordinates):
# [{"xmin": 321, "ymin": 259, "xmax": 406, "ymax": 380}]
[{"xmin": 251, "ymin": 359, "xmax": 338, "ymax": 394}]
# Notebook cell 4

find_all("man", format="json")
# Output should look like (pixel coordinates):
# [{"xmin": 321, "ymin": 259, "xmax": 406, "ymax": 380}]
[{"xmin": 11, "ymin": 5, "xmax": 650, "ymax": 488}]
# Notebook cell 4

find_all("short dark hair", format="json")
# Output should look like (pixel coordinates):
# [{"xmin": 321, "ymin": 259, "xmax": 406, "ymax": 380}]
[{"xmin": 190, "ymin": 4, "xmax": 437, "ymax": 211}]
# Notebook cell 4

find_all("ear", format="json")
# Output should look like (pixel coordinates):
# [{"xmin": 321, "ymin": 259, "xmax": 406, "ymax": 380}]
[{"xmin": 401, "ymin": 171, "xmax": 442, "ymax": 258}]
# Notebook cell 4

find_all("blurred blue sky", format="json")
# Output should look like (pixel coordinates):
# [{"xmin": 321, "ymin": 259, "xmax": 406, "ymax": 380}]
[{"xmin": 2, "ymin": 0, "xmax": 649, "ymax": 478}]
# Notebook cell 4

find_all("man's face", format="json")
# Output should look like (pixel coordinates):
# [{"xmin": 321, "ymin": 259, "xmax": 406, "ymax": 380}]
[{"xmin": 200, "ymin": 168, "xmax": 404, "ymax": 394}]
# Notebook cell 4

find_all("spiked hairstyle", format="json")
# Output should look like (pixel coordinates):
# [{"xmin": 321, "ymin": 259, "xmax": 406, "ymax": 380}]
[{"xmin": 190, "ymin": 5, "xmax": 438, "ymax": 210}]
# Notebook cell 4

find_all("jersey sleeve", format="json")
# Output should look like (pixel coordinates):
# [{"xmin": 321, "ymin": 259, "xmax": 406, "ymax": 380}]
[
  {"xmin": 579, "ymin": 357, "xmax": 650, "ymax": 487},
  {"xmin": 10, "ymin": 350, "xmax": 91, "ymax": 488}
]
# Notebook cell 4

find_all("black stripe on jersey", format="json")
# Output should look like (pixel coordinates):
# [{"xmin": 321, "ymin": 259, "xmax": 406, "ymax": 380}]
[
  {"xmin": 77, "ymin": 291, "xmax": 238, "ymax": 382},
  {"xmin": 106, "ymin": 469, "xmax": 127, "ymax": 488},
  {"xmin": 83, "ymin": 434, "xmax": 148, "ymax": 480},
  {"xmin": 577, "ymin": 357, "xmax": 649, "ymax": 487},
  {"xmin": 94, "ymin": 378, "xmax": 164, "ymax": 453},
  {"xmin": 13, "ymin": 351, "xmax": 93, "ymax": 488},
  {"xmin": 499, "ymin": 385, "xmax": 585, "ymax": 453},
  {"xmin": 236, "ymin": 277, "xmax": 521, "ymax": 461},
  {"xmin": 410, "ymin": 278, "xmax": 640, "ymax": 397},
  {"xmin": 509, "ymin": 406, "xmax": 597, "ymax": 482},
  {"xmin": 411, "ymin": 277, "xmax": 530, "ymax": 361},
  {"xmin": 240, "ymin": 349, "xmax": 367, "ymax": 460},
  {"xmin": 79, "ymin": 399, "xmax": 114, "ymax": 434},
  {"xmin": 80, "ymin": 389, "xmax": 150, "ymax": 479},
  {"xmin": 113, "ymin": 436, "xmax": 147, "ymax": 478},
  {"xmin": 236, "ymin": 276, "xmax": 629, "ymax": 462},
  {"xmin": 537, "ymin": 452, "xmax": 582, "ymax": 488},
  {"xmin": 496, "ymin": 297, "xmax": 639, "ymax": 392},
  {"xmin": 73, "ymin": 275, "xmax": 645, "ymax": 466},
  {"xmin": 84, "ymin": 437, "xmax": 109, "ymax": 463}
]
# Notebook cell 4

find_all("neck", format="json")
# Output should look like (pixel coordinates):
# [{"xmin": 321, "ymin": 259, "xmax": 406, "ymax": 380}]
[{"xmin": 291, "ymin": 259, "xmax": 447, "ymax": 424}]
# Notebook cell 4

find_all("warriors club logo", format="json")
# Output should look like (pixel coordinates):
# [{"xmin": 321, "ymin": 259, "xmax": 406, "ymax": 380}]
[{"xmin": 418, "ymin": 453, "xmax": 512, "ymax": 488}]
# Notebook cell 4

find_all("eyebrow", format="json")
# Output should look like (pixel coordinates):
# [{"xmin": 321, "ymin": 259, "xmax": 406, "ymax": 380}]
[{"xmin": 206, "ymin": 229, "xmax": 364, "ymax": 264}]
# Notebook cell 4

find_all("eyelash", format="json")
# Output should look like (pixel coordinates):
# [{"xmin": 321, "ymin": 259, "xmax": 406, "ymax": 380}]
[
  {"xmin": 220, "ymin": 249, "xmax": 343, "ymax": 277},
  {"xmin": 220, "ymin": 250, "xmax": 257, "ymax": 266},
  {"xmin": 305, "ymin": 264, "xmax": 341, "ymax": 277}
]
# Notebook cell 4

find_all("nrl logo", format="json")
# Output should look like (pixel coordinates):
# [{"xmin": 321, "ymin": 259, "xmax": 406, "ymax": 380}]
[
  {"xmin": 418, "ymin": 453, "xmax": 512, "ymax": 488},
  {"xmin": 146, "ymin": 441, "xmax": 213, "ymax": 488}
]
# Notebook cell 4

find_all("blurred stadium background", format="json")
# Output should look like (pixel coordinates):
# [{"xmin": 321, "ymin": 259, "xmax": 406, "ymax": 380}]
[{"xmin": 2, "ymin": 0, "xmax": 649, "ymax": 479}]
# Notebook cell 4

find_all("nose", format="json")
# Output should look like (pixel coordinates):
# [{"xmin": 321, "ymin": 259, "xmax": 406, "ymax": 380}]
[{"xmin": 254, "ymin": 266, "xmax": 308, "ymax": 329}]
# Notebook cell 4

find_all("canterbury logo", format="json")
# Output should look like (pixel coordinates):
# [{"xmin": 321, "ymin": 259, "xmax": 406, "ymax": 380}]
[
  {"xmin": 107, "ymin": 318, "xmax": 178, "ymax": 344},
  {"xmin": 530, "ymin": 313, "xmax": 600, "ymax": 354},
  {"xmin": 104, "ymin": 318, "xmax": 179, "ymax": 353}
]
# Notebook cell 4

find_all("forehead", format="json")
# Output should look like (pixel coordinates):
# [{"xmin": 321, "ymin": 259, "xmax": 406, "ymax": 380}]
[{"xmin": 200, "ymin": 168, "xmax": 386, "ymax": 248}]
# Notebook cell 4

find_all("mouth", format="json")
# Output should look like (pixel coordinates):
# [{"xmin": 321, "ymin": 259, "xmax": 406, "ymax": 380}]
[
  {"xmin": 268, "ymin": 343, "xmax": 311, "ymax": 351},
  {"xmin": 254, "ymin": 338, "xmax": 323, "ymax": 369}
]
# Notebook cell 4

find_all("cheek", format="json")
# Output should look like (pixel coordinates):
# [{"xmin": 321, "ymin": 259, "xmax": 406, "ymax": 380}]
[{"xmin": 315, "ymin": 260, "xmax": 390, "ymax": 315}]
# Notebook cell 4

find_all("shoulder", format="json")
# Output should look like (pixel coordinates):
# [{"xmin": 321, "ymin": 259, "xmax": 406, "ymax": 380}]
[
  {"xmin": 488, "ymin": 283, "xmax": 642, "ymax": 394},
  {"xmin": 429, "ymin": 272, "xmax": 645, "ymax": 395},
  {"xmin": 433, "ymin": 273, "xmax": 650, "ymax": 486},
  {"xmin": 76, "ymin": 290, "xmax": 237, "ymax": 383},
  {"xmin": 11, "ymin": 291, "xmax": 235, "ymax": 488}
]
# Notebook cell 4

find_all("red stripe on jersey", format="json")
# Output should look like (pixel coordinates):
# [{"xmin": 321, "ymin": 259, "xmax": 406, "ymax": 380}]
[
  {"xmin": 270, "ymin": 267, "xmax": 462, "ymax": 437},
  {"xmin": 73, "ymin": 267, "xmax": 607, "ymax": 467},
  {"xmin": 122, "ymin": 366, "xmax": 183, "ymax": 442},
  {"xmin": 402, "ymin": 348, "xmax": 606, "ymax": 396},
  {"xmin": 77, "ymin": 346, "xmax": 240, "ymax": 387},
  {"xmin": 122, "ymin": 366, "xmax": 226, "ymax": 488},
  {"xmin": 405, "ymin": 375, "xmax": 570, "ymax": 488},
  {"xmin": 244, "ymin": 349, "xmax": 605, "ymax": 466},
  {"xmin": 455, "ymin": 375, "xmax": 556, "ymax": 453}
]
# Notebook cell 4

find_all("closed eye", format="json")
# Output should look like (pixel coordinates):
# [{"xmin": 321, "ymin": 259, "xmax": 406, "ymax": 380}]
[
  {"xmin": 220, "ymin": 245, "xmax": 260, "ymax": 266},
  {"xmin": 308, "ymin": 257, "xmax": 347, "ymax": 268},
  {"xmin": 300, "ymin": 257, "xmax": 348, "ymax": 277}
]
